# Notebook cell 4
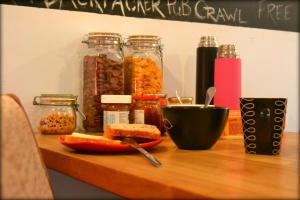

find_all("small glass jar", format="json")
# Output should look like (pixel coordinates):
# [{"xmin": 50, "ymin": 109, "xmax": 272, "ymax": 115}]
[
  {"xmin": 131, "ymin": 95, "xmax": 165, "ymax": 134},
  {"xmin": 82, "ymin": 32, "xmax": 124, "ymax": 132},
  {"xmin": 33, "ymin": 94, "xmax": 85, "ymax": 135},
  {"xmin": 167, "ymin": 97, "xmax": 193, "ymax": 105},
  {"xmin": 124, "ymin": 35, "xmax": 163, "ymax": 95},
  {"xmin": 101, "ymin": 95, "xmax": 132, "ymax": 131}
]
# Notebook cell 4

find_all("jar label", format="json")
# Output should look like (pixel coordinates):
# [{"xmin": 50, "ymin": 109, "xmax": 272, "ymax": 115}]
[
  {"xmin": 103, "ymin": 111, "xmax": 129, "ymax": 131},
  {"xmin": 134, "ymin": 110, "xmax": 145, "ymax": 124}
]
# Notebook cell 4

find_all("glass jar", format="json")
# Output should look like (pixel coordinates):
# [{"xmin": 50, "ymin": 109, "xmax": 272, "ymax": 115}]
[
  {"xmin": 101, "ymin": 95, "xmax": 132, "ymax": 131},
  {"xmin": 124, "ymin": 35, "xmax": 163, "ymax": 95},
  {"xmin": 33, "ymin": 94, "xmax": 85, "ymax": 135},
  {"xmin": 131, "ymin": 95, "xmax": 165, "ymax": 134},
  {"xmin": 167, "ymin": 97, "xmax": 193, "ymax": 105},
  {"xmin": 82, "ymin": 32, "xmax": 124, "ymax": 132}
]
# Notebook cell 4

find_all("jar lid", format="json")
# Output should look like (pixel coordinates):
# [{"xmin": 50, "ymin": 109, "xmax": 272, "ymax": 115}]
[
  {"xmin": 134, "ymin": 95, "xmax": 160, "ymax": 101},
  {"xmin": 198, "ymin": 36, "xmax": 218, "ymax": 47},
  {"xmin": 167, "ymin": 97, "xmax": 193, "ymax": 104},
  {"xmin": 217, "ymin": 44, "xmax": 240, "ymax": 58},
  {"xmin": 144, "ymin": 93, "xmax": 167, "ymax": 98},
  {"xmin": 83, "ymin": 32, "xmax": 122, "ymax": 45},
  {"xmin": 101, "ymin": 95, "xmax": 132, "ymax": 104},
  {"xmin": 33, "ymin": 94, "xmax": 78, "ymax": 106},
  {"xmin": 126, "ymin": 35, "xmax": 161, "ymax": 48}
]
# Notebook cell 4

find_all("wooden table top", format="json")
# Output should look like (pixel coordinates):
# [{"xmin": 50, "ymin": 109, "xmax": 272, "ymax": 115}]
[{"xmin": 35, "ymin": 132, "xmax": 299, "ymax": 199}]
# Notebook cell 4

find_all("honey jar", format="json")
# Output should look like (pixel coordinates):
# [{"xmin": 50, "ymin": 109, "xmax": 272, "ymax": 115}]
[
  {"xmin": 131, "ymin": 95, "xmax": 165, "ymax": 134},
  {"xmin": 101, "ymin": 95, "xmax": 132, "ymax": 131}
]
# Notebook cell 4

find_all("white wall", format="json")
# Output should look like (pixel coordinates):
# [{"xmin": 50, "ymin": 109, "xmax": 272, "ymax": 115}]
[{"xmin": 1, "ymin": 5, "xmax": 299, "ymax": 132}]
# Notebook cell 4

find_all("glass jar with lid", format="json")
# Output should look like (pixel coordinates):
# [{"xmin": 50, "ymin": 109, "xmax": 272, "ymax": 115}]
[
  {"xmin": 33, "ymin": 94, "xmax": 85, "ymax": 135},
  {"xmin": 167, "ymin": 97, "xmax": 193, "ymax": 105},
  {"xmin": 124, "ymin": 35, "xmax": 163, "ymax": 95},
  {"xmin": 131, "ymin": 95, "xmax": 166, "ymax": 134},
  {"xmin": 101, "ymin": 95, "xmax": 132, "ymax": 132},
  {"xmin": 82, "ymin": 32, "xmax": 124, "ymax": 132}
]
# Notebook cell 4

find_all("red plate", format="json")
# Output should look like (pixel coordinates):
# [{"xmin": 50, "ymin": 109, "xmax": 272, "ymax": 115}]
[{"xmin": 59, "ymin": 136, "xmax": 163, "ymax": 153}]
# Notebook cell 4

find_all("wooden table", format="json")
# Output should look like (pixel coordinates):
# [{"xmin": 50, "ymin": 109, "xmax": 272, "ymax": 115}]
[{"xmin": 35, "ymin": 132, "xmax": 299, "ymax": 199}]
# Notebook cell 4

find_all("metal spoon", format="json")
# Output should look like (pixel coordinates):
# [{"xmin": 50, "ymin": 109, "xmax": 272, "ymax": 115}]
[
  {"xmin": 175, "ymin": 90, "xmax": 183, "ymax": 104},
  {"xmin": 204, "ymin": 87, "xmax": 216, "ymax": 108},
  {"xmin": 123, "ymin": 138, "xmax": 161, "ymax": 167}
]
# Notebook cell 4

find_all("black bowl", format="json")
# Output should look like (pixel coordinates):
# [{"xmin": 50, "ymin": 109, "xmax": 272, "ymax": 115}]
[{"xmin": 161, "ymin": 105, "xmax": 229, "ymax": 150}]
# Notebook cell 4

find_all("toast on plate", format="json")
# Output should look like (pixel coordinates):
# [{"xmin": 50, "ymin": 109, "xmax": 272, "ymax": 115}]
[
  {"xmin": 104, "ymin": 124, "xmax": 161, "ymax": 140},
  {"xmin": 64, "ymin": 132, "xmax": 121, "ymax": 144}
]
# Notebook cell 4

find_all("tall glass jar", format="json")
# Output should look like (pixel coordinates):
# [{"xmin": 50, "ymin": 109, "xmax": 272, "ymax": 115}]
[
  {"xmin": 124, "ymin": 35, "xmax": 163, "ymax": 95},
  {"xmin": 82, "ymin": 32, "xmax": 124, "ymax": 132}
]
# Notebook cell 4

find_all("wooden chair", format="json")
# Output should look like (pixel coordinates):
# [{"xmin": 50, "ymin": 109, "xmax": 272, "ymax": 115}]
[{"xmin": 1, "ymin": 94, "xmax": 54, "ymax": 199}]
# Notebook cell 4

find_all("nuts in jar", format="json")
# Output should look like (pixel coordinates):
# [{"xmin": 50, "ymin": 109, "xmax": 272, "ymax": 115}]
[
  {"xmin": 83, "ymin": 55, "xmax": 124, "ymax": 131},
  {"xmin": 39, "ymin": 112, "xmax": 75, "ymax": 134},
  {"xmin": 83, "ymin": 55, "xmax": 124, "ymax": 95},
  {"xmin": 33, "ymin": 94, "xmax": 85, "ymax": 135},
  {"xmin": 82, "ymin": 32, "xmax": 124, "ymax": 132}
]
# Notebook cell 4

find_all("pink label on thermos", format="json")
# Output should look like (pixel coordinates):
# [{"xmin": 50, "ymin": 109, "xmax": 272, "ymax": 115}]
[{"xmin": 214, "ymin": 58, "xmax": 241, "ymax": 109}]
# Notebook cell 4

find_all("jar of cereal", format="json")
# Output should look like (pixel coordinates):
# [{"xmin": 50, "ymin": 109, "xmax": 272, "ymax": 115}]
[
  {"xmin": 124, "ymin": 35, "xmax": 163, "ymax": 95},
  {"xmin": 33, "ymin": 94, "xmax": 85, "ymax": 135},
  {"xmin": 82, "ymin": 32, "xmax": 124, "ymax": 132}
]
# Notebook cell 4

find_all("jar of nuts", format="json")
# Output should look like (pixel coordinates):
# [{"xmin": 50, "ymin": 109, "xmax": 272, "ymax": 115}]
[
  {"xmin": 124, "ymin": 35, "xmax": 163, "ymax": 96},
  {"xmin": 33, "ymin": 94, "xmax": 85, "ymax": 135},
  {"xmin": 82, "ymin": 32, "xmax": 124, "ymax": 132}
]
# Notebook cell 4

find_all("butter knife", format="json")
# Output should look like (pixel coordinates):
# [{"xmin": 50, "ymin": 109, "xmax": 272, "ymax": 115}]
[{"xmin": 123, "ymin": 137, "xmax": 161, "ymax": 167}]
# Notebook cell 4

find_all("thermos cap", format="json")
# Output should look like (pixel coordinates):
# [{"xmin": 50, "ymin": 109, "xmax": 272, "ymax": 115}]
[
  {"xmin": 198, "ymin": 36, "xmax": 218, "ymax": 47},
  {"xmin": 217, "ymin": 44, "xmax": 240, "ymax": 58}
]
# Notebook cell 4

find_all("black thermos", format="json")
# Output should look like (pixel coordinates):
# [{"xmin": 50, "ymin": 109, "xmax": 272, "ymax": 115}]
[{"xmin": 196, "ymin": 36, "xmax": 218, "ymax": 104}]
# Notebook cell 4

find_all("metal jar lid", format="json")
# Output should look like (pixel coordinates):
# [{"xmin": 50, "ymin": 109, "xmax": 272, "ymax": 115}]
[
  {"xmin": 143, "ymin": 93, "xmax": 167, "ymax": 98},
  {"xmin": 217, "ymin": 44, "xmax": 240, "ymax": 58},
  {"xmin": 134, "ymin": 95, "xmax": 161, "ymax": 101},
  {"xmin": 125, "ymin": 35, "xmax": 162, "ymax": 48},
  {"xmin": 198, "ymin": 36, "xmax": 218, "ymax": 47},
  {"xmin": 33, "ymin": 94, "xmax": 78, "ymax": 106},
  {"xmin": 33, "ymin": 94, "xmax": 86, "ymax": 119},
  {"xmin": 167, "ymin": 97, "xmax": 193, "ymax": 104},
  {"xmin": 101, "ymin": 95, "xmax": 132, "ymax": 104},
  {"xmin": 82, "ymin": 32, "xmax": 122, "ymax": 46}
]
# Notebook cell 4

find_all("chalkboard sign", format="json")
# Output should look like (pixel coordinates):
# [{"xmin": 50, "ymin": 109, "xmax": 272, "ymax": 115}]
[{"xmin": 1, "ymin": 0, "xmax": 299, "ymax": 32}]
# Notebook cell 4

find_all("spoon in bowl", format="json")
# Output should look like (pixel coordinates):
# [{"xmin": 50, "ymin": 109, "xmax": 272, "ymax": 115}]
[
  {"xmin": 175, "ymin": 90, "xmax": 183, "ymax": 104},
  {"xmin": 204, "ymin": 87, "xmax": 216, "ymax": 108}
]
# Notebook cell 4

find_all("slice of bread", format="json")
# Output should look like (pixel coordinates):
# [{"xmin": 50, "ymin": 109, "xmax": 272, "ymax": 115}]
[
  {"xmin": 104, "ymin": 124, "xmax": 161, "ymax": 140},
  {"xmin": 64, "ymin": 132, "xmax": 121, "ymax": 144}
]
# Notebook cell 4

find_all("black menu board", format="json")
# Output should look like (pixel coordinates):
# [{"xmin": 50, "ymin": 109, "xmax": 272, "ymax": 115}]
[{"xmin": 1, "ymin": 0, "xmax": 299, "ymax": 32}]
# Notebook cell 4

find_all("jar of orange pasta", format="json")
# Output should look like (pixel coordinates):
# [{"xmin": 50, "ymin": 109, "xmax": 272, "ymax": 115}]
[{"xmin": 124, "ymin": 35, "xmax": 163, "ymax": 95}]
